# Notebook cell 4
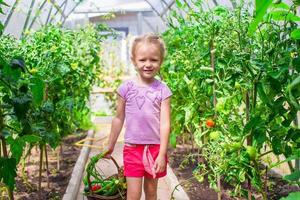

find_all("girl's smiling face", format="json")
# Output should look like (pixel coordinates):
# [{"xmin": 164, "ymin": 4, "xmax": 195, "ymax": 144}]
[{"xmin": 132, "ymin": 42, "xmax": 162, "ymax": 81}]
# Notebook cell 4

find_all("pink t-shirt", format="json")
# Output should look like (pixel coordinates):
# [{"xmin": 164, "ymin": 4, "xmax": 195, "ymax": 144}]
[{"xmin": 117, "ymin": 78, "xmax": 172, "ymax": 144}]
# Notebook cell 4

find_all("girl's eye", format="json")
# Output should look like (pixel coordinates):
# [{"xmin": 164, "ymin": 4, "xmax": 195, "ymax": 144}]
[
  {"xmin": 139, "ymin": 59, "xmax": 146, "ymax": 62},
  {"xmin": 151, "ymin": 59, "xmax": 158, "ymax": 62}
]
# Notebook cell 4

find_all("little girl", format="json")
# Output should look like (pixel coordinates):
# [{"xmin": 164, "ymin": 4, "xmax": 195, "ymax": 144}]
[{"xmin": 105, "ymin": 33, "xmax": 172, "ymax": 200}]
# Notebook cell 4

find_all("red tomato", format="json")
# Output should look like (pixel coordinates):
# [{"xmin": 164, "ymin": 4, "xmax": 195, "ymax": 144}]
[
  {"xmin": 206, "ymin": 119, "xmax": 215, "ymax": 128},
  {"xmin": 91, "ymin": 184, "xmax": 101, "ymax": 191}
]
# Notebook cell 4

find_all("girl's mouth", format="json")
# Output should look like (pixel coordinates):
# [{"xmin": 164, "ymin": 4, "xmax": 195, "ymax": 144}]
[{"xmin": 143, "ymin": 69, "xmax": 154, "ymax": 73}]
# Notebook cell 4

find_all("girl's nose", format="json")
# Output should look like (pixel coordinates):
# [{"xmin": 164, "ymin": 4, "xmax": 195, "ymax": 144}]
[{"xmin": 145, "ymin": 60, "xmax": 152, "ymax": 67}]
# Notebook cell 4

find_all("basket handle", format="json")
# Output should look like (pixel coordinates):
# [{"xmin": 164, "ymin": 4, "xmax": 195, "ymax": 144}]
[
  {"xmin": 87, "ymin": 156, "xmax": 120, "ymax": 194},
  {"xmin": 109, "ymin": 156, "xmax": 120, "ymax": 171}
]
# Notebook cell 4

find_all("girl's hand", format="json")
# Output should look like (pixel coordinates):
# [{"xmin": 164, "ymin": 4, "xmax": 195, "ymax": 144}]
[
  {"xmin": 154, "ymin": 154, "xmax": 166, "ymax": 173},
  {"xmin": 103, "ymin": 146, "xmax": 114, "ymax": 158}
]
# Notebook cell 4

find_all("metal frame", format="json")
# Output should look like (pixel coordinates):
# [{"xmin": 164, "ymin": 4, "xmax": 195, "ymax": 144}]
[
  {"xmin": 143, "ymin": 0, "xmax": 175, "ymax": 22},
  {"xmin": 3, "ymin": 0, "xmax": 178, "ymax": 32}
]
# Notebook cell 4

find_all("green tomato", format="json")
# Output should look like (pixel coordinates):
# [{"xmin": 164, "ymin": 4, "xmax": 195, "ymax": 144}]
[
  {"xmin": 225, "ymin": 142, "xmax": 241, "ymax": 153},
  {"xmin": 209, "ymin": 131, "xmax": 221, "ymax": 140},
  {"xmin": 231, "ymin": 142, "xmax": 242, "ymax": 151},
  {"xmin": 216, "ymin": 98, "xmax": 225, "ymax": 112},
  {"xmin": 234, "ymin": 82, "xmax": 241, "ymax": 90},
  {"xmin": 246, "ymin": 146, "xmax": 257, "ymax": 160}
]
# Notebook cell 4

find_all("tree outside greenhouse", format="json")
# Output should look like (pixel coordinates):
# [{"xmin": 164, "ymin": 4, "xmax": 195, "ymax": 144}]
[{"xmin": 0, "ymin": 0, "xmax": 300, "ymax": 200}]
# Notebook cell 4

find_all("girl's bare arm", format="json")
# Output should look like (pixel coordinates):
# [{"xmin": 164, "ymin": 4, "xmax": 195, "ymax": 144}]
[
  {"xmin": 159, "ymin": 97, "xmax": 171, "ymax": 157},
  {"xmin": 106, "ymin": 95, "xmax": 126, "ymax": 155}
]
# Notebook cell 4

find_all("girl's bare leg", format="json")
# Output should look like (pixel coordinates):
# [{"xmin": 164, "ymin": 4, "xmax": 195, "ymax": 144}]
[
  {"xmin": 144, "ymin": 177, "xmax": 158, "ymax": 200},
  {"xmin": 126, "ymin": 177, "xmax": 143, "ymax": 200}
]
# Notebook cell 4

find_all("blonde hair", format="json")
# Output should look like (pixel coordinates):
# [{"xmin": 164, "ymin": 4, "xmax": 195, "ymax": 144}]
[{"xmin": 131, "ymin": 33, "xmax": 166, "ymax": 62}]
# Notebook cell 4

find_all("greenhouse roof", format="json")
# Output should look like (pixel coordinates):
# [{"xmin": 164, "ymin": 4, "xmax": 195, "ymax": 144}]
[
  {"xmin": 0, "ymin": 0, "xmax": 253, "ymax": 37},
  {"xmin": 0, "ymin": 0, "xmax": 184, "ymax": 37}
]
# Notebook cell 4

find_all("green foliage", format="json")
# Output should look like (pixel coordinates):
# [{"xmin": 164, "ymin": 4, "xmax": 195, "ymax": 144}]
[
  {"xmin": 280, "ymin": 192, "xmax": 300, "ymax": 200},
  {"xmin": 0, "ymin": 157, "xmax": 17, "ymax": 190},
  {"xmin": 283, "ymin": 170, "xmax": 300, "ymax": 182},
  {"xmin": 248, "ymin": 0, "xmax": 272, "ymax": 35},
  {"xmin": 291, "ymin": 29, "xmax": 300, "ymax": 40},
  {"xmin": 162, "ymin": 0, "xmax": 300, "ymax": 198},
  {"xmin": 0, "ymin": 24, "xmax": 110, "ymax": 193}
]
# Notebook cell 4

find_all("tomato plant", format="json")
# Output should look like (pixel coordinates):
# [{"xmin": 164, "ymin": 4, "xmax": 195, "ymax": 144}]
[
  {"xmin": 162, "ymin": 1, "xmax": 300, "ymax": 199},
  {"xmin": 0, "ymin": 23, "xmax": 111, "ymax": 199}
]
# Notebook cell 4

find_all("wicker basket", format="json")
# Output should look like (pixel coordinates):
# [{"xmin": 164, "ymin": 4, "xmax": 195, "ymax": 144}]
[{"xmin": 85, "ymin": 156, "xmax": 127, "ymax": 200}]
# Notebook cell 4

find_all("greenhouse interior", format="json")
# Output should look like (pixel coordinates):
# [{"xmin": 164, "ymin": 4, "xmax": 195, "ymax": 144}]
[{"xmin": 0, "ymin": 0, "xmax": 300, "ymax": 200}]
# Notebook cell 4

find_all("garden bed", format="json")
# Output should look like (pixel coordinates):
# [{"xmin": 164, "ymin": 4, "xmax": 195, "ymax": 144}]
[
  {"xmin": 169, "ymin": 145, "xmax": 300, "ymax": 200},
  {"xmin": 14, "ymin": 132, "xmax": 87, "ymax": 200}
]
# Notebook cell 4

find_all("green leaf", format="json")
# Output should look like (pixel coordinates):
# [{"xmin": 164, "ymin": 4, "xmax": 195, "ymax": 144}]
[
  {"xmin": 0, "ymin": 157, "xmax": 17, "ymax": 190},
  {"xmin": 283, "ymin": 170, "xmax": 300, "ymax": 182},
  {"xmin": 292, "ymin": 0, "xmax": 300, "ymax": 6},
  {"xmin": 30, "ymin": 76, "xmax": 45, "ymax": 106},
  {"xmin": 270, "ymin": 2, "xmax": 290, "ymax": 10},
  {"xmin": 0, "ymin": 23, "xmax": 3, "ymax": 35},
  {"xmin": 270, "ymin": 154, "xmax": 300, "ymax": 169},
  {"xmin": 175, "ymin": 0, "xmax": 183, "ymax": 8},
  {"xmin": 6, "ymin": 136, "xmax": 25, "ymax": 163},
  {"xmin": 41, "ymin": 130, "xmax": 61, "ymax": 149},
  {"xmin": 291, "ymin": 29, "xmax": 300, "ymax": 40},
  {"xmin": 184, "ymin": 106, "xmax": 194, "ymax": 125},
  {"xmin": 244, "ymin": 116, "xmax": 262, "ymax": 134},
  {"xmin": 280, "ymin": 191, "xmax": 300, "ymax": 200},
  {"xmin": 268, "ymin": 10, "xmax": 300, "ymax": 21},
  {"xmin": 257, "ymin": 82, "xmax": 272, "ymax": 107},
  {"xmin": 253, "ymin": 128, "xmax": 267, "ymax": 147},
  {"xmin": 292, "ymin": 57, "xmax": 300, "ymax": 72},
  {"xmin": 282, "ymin": 111, "xmax": 297, "ymax": 127},
  {"xmin": 272, "ymin": 137, "xmax": 283, "ymax": 155},
  {"xmin": 22, "ymin": 135, "xmax": 41, "ymax": 143},
  {"xmin": 248, "ymin": 0, "xmax": 272, "ymax": 35},
  {"xmin": 170, "ymin": 133, "xmax": 177, "ymax": 148},
  {"xmin": 287, "ymin": 76, "xmax": 300, "ymax": 109},
  {"xmin": 0, "ymin": 0, "xmax": 9, "ymax": 7},
  {"xmin": 3, "ymin": 63, "xmax": 21, "ymax": 82},
  {"xmin": 12, "ymin": 95, "xmax": 31, "ymax": 120}
]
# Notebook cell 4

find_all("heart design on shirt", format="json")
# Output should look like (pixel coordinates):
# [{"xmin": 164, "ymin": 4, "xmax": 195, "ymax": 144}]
[
  {"xmin": 136, "ymin": 96, "xmax": 145, "ymax": 109},
  {"xmin": 127, "ymin": 81, "xmax": 134, "ymax": 89},
  {"xmin": 146, "ymin": 90, "xmax": 158, "ymax": 103},
  {"xmin": 154, "ymin": 97, "xmax": 160, "ymax": 105},
  {"xmin": 127, "ymin": 89, "xmax": 138, "ymax": 100}
]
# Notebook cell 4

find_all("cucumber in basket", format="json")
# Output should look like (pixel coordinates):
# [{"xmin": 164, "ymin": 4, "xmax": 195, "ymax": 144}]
[{"xmin": 83, "ymin": 151, "xmax": 127, "ymax": 199}]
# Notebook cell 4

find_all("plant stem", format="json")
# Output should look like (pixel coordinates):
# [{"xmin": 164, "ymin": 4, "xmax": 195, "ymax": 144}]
[
  {"xmin": 263, "ymin": 165, "xmax": 268, "ymax": 200},
  {"xmin": 245, "ymin": 91, "xmax": 252, "ymax": 200},
  {"xmin": 56, "ymin": 146, "xmax": 60, "ymax": 171},
  {"xmin": 1, "ymin": 137, "xmax": 14, "ymax": 200},
  {"xmin": 294, "ymin": 115, "xmax": 300, "ymax": 170},
  {"xmin": 38, "ymin": 144, "xmax": 43, "ymax": 200},
  {"xmin": 44, "ymin": 145, "xmax": 50, "ymax": 188},
  {"xmin": 210, "ymin": 37, "xmax": 221, "ymax": 200}
]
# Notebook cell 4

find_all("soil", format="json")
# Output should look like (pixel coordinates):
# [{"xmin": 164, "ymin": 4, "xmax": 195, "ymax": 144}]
[
  {"xmin": 14, "ymin": 132, "xmax": 87, "ymax": 200},
  {"xmin": 168, "ymin": 145, "xmax": 300, "ymax": 200}
]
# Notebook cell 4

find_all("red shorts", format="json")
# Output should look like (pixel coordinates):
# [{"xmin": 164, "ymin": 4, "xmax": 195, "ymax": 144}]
[{"xmin": 123, "ymin": 144, "xmax": 167, "ymax": 178}]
